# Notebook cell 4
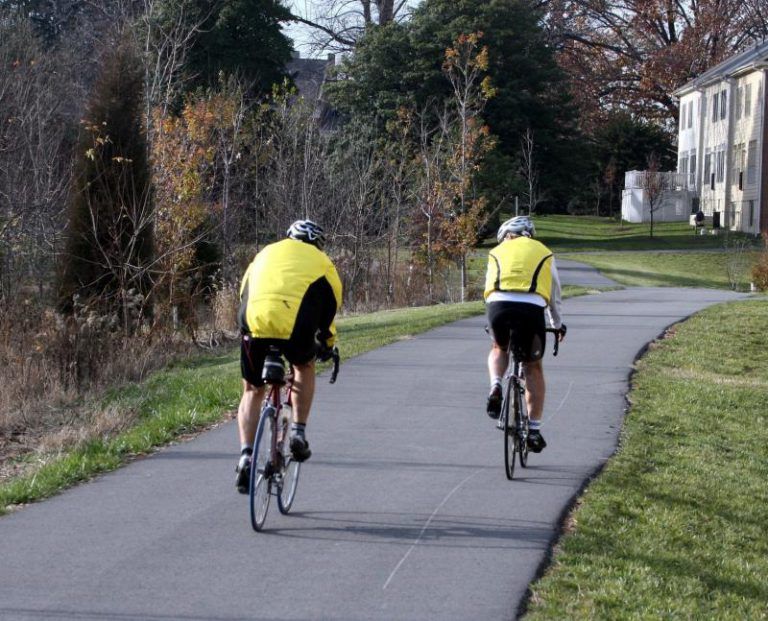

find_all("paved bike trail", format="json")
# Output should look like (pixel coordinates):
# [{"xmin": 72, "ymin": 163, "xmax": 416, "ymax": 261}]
[{"xmin": 0, "ymin": 285, "xmax": 748, "ymax": 621}]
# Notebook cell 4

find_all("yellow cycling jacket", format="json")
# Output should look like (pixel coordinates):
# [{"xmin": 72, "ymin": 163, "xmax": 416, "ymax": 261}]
[
  {"xmin": 483, "ymin": 236, "xmax": 554, "ymax": 303},
  {"xmin": 238, "ymin": 239, "xmax": 343, "ymax": 346}
]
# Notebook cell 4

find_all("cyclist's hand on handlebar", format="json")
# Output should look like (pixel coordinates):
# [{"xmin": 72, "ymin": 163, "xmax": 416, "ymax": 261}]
[
  {"xmin": 556, "ymin": 323, "xmax": 567, "ymax": 342},
  {"xmin": 316, "ymin": 342, "xmax": 335, "ymax": 362}
]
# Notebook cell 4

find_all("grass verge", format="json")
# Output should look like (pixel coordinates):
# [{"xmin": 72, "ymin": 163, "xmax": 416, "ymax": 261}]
[
  {"xmin": 524, "ymin": 298, "xmax": 768, "ymax": 619},
  {"xmin": 566, "ymin": 251, "xmax": 759, "ymax": 290},
  {"xmin": 2, "ymin": 301, "xmax": 488, "ymax": 514}
]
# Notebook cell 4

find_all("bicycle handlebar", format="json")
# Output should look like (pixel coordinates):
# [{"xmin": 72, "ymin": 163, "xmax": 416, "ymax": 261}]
[
  {"xmin": 546, "ymin": 328, "xmax": 562, "ymax": 357},
  {"xmin": 329, "ymin": 347, "xmax": 341, "ymax": 384}
]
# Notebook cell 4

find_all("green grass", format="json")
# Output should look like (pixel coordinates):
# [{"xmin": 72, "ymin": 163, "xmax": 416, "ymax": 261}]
[
  {"xmin": 525, "ymin": 298, "xmax": 768, "ymax": 619},
  {"xmin": 565, "ymin": 251, "xmax": 758, "ymax": 290},
  {"xmin": 0, "ymin": 302, "xmax": 487, "ymax": 513},
  {"xmin": 531, "ymin": 215, "xmax": 758, "ymax": 252}
]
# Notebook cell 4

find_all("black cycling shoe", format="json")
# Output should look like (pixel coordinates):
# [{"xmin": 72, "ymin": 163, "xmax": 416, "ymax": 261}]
[
  {"xmin": 235, "ymin": 457, "xmax": 251, "ymax": 494},
  {"xmin": 290, "ymin": 435, "xmax": 312, "ymax": 462},
  {"xmin": 527, "ymin": 430, "xmax": 547, "ymax": 453},
  {"xmin": 486, "ymin": 384, "xmax": 502, "ymax": 419}
]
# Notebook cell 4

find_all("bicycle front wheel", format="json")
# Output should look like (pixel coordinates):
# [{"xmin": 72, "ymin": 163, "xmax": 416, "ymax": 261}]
[
  {"xmin": 250, "ymin": 407, "xmax": 274, "ymax": 531},
  {"xmin": 502, "ymin": 379, "xmax": 517, "ymax": 480},
  {"xmin": 277, "ymin": 413, "xmax": 301, "ymax": 514},
  {"xmin": 516, "ymin": 387, "xmax": 530, "ymax": 468}
]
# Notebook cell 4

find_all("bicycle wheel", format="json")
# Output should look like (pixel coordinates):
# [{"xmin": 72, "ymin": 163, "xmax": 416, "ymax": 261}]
[
  {"xmin": 502, "ymin": 379, "xmax": 517, "ymax": 480},
  {"xmin": 250, "ymin": 406, "xmax": 274, "ymax": 531},
  {"xmin": 277, "ymin": 411, "xmax": 301, "ymax": 514},
  {"xmin": 516, "ymin": 386, "xmax": 530, "ymax": 468}
]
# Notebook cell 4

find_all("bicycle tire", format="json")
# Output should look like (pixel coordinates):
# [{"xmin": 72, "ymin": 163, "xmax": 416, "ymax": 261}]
[
  {"xmin": 502, "ymin": 378, "xmax": 516, "ymax": 480},
  {"xmin": 277, "ymin": 412, "xmax": 301, "ymax": 514},
  {"xmin": 516, "ymin": 386, "xmax": 530, "ymax": 468},
  {"xmin": 250, "ymin": 406, "xmax": 274, "ymax": 531}
]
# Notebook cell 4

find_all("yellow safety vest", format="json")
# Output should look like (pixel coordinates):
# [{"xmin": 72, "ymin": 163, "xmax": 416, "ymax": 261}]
[
  {"xmin": 239, "ymin": 239, "xmax": 343, "ymax": 343},
  {"xmin": 484, "ymin": 237, "xmax": 554, "ymax": 303}
]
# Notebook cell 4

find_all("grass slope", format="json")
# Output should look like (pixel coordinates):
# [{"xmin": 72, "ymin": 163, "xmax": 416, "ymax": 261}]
[{"xmin": 525, "ymin": 298, "xmax": 768, "ymax": 619}]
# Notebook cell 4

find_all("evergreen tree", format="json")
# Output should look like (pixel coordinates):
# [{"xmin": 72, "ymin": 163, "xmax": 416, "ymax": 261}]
[
  {"xmin": 178, "ymin": 0, "xmax": 293, "ymax": 94},
  {"xmin": 327, "ymin": 0, "xmax": 583, "ymax": 211},
  {"xmin": 58, "ymin": 38, "xmax": 154, "ymax": 328}
]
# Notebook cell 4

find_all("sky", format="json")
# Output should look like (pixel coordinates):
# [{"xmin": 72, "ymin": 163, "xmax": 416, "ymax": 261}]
[{"xmin": 282, "ymin": 0, "xmax": 422, "ymax": 58}]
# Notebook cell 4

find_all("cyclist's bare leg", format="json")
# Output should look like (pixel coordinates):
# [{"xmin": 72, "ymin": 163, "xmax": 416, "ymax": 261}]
[
  {"xmin": 488, "ymin": 343, "xmax": 509, "ymax": 383},
  {"xmin": 238, "ymin": 380, "xmax": 265, "ymax": 446},
  {"xmin": 522, "ymin": 360, "xmax": 544, "ymax": 421},
  {"xmin": 291, "ymin": 360, "xmax": 315, "ymax": 425}
]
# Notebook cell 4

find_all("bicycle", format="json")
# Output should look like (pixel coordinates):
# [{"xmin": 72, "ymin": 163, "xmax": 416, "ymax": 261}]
[
  {"xmin": 249, "ymin": 345, "xmax": 340, "ymax": 531},
  {"xmin": 498, "ymin": 328, "xmax": 561, "ymax": 480}
]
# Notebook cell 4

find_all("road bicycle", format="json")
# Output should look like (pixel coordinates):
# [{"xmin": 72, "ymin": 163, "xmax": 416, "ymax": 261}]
[
  {"xmin": 498, "ymin": 328, "xmax": 561, "ymax": 480},
  {"xmin": 249, "ymin": 345, "xmax": 340, "ymax": 531}
]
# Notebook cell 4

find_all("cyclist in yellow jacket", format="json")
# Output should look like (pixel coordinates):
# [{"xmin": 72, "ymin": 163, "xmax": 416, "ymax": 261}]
[
  {"xmin": 235, "ymin": 220, "xmax": 342, "ymax": 493},
  {"xmin": 484, "ymin": 216, "xmax": 566, "ymax": 453}
]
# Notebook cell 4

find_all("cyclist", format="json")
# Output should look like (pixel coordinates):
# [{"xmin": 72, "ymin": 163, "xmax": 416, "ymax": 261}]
[
  {"xmin": 483, "ymin": 216, "xmax": 566, "ymax": 453},
  {"xmin": 235, "ymin": 219, "xmax": 342, "ymax": 493}
]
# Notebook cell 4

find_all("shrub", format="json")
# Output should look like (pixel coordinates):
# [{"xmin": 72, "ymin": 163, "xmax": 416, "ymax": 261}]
[{"xmin": 751, "ymin": 234, "xmax": 768, "ymax": 291}]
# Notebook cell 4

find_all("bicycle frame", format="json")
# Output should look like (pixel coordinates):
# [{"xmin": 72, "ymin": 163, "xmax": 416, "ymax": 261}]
[{"xmin": 250, "ymin": 346, "xmax": 341, "ymax": 531}]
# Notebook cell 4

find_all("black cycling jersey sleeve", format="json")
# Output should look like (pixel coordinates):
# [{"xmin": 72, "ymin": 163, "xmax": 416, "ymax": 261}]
[{"xmin": 304, "ymin": 276, "xmax": 338, "ymax": 343}]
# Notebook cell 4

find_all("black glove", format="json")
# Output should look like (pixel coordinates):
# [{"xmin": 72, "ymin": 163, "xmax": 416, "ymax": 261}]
[
  {"xmin": 316, "ymin": 342, "xmax": 334, "ymax": 362},
  {"xmin": 557, "ymin": 324, "xmax": 567, "ymax": 341}
]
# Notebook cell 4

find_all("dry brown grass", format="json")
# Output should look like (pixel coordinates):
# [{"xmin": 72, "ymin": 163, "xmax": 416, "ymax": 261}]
[{"xmin": 0, "ymin": 294, "xmax": 235, "ymax": 482}]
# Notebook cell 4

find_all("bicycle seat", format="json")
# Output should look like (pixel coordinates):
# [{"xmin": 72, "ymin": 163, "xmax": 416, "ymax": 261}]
[{"xmin": 262, "ymin": 346, "xmax": 286, "ymax": 385}]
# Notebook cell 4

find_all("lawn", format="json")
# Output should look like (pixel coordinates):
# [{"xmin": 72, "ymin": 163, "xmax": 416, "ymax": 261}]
[
  {"xmin": 524, "ymin": 298, "xmax": 768, "ymax": 619},
  {"xmin": 531, "ymin": 215, "xmax": 759, "ymax": 252},
  {"xmin": 566, "ymin": 251, "xmax": 759, "ymax": 290}
]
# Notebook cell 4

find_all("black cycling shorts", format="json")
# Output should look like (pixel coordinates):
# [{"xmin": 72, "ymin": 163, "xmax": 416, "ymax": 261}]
[
  {"xmin": 486, "ymin": 301, "xmax": 546, "ymax": 362},
  {"xmin": 240, "ymin": 305, "xmax": 321, "ymax": 387}
]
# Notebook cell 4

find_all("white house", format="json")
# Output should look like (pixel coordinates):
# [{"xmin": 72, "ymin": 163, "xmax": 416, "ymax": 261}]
[
  {"xmin": 673, "ymin": 41, "xmax": 768, "ymax": 235},
  {"xmin": 621, "ymin": 170, "xmax": 693, "ymax": 223}
]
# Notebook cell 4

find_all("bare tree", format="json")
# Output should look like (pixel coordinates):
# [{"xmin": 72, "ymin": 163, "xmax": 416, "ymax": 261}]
[
  {"xmin": 290, "ymin": 0, "xmax": 411, "ymax": 51},
  {"xmin": 641, "ymin": 152, "xmax": 665, "ymax": 238},
  {"xmin": 520, "ymin": 127, "xmax": 547, "ymax": 216},
  {"xmin": 0, "ymin": 19, "xmax": 80, "ymax": 300},
  {"xmin": 137, "ymin": 0, "xmax": 212, "ymax": 128}
]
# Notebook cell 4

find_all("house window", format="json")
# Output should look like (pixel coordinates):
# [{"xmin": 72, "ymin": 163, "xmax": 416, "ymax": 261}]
[
  {"xmin": 720, "ymin": 90, "xmax": 727, "ymax": 120},
  {"xmin": 732, "ymin": 143, "xmax": 743, "ymax": 187},
  {"xmin": 747, "ymin": 140, "xmax": 757, "ymax": 185},
  {"xmin": 688, "ymin": 101, "xmax": 693, "ymax": 128},
  {"xmin": 745, "ymin": 83, "xmax": 752, "ymax": 117},
  {"xmin": 681, "ymin": 105, "xmax": 686, "ymax": 129},
  {"xmin": 689, "ymin": 151, "xmax": 697, "ymax": 187},
  {"xmin": 679, "ymin": 155, "xmax": 688, "ymax": 176},
  {"xmin": 704, "ymin": 151, "xmax": 712, "ymax": 187},
  {"xmin": 716, "ymin": 149, "xmax": 726, "ymax": 183},
  {"xmin": 712, "ymin": 92, "xmax": 719, "ymax": 121},
  {"xmin": 736, "ymin": 87, "xmax": 743, "ymax": 120}
]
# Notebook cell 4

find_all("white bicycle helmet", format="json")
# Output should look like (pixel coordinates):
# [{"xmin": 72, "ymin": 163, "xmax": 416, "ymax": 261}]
[
  {"xmin": 287, "ymin": 219, "xmax": 326, "ymax": 250},
  {"xmin": 497, "ymin": 216, "xmax": 535, "ymax": 242}
]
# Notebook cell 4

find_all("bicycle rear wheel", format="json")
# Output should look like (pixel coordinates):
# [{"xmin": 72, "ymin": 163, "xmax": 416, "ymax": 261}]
[
  {"xmin": 516, "ymin": 387, "xmax": 530, "ymax": 468},
  {"xmin": 277, "ymin": 412, "xmax": 301, "ymax": 514},
  {"xmin": 250, "ymin": 406, "xmax": 274, "ymax": 531},
  {"xmin": 502, "ymin": 379, "xmax": 517, "ymax": 480}
]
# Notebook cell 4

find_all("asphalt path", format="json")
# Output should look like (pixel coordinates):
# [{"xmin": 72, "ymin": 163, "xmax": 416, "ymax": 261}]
[{"xmin": 0, "ymin": 271, "xmax": 749, "ymax": 621}]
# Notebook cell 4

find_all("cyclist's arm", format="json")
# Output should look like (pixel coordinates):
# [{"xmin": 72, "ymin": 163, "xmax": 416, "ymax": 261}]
[
  {"xmin": 483, "ymin": 252, "xmax": 500, "ymax": 300},
  {"xmin": 317, "ymin": 262, "xmax": 343, "ymax": 348},
  {"xmin": 546, "ymin": 257, "xmax": 564, "ymax": 330}
]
